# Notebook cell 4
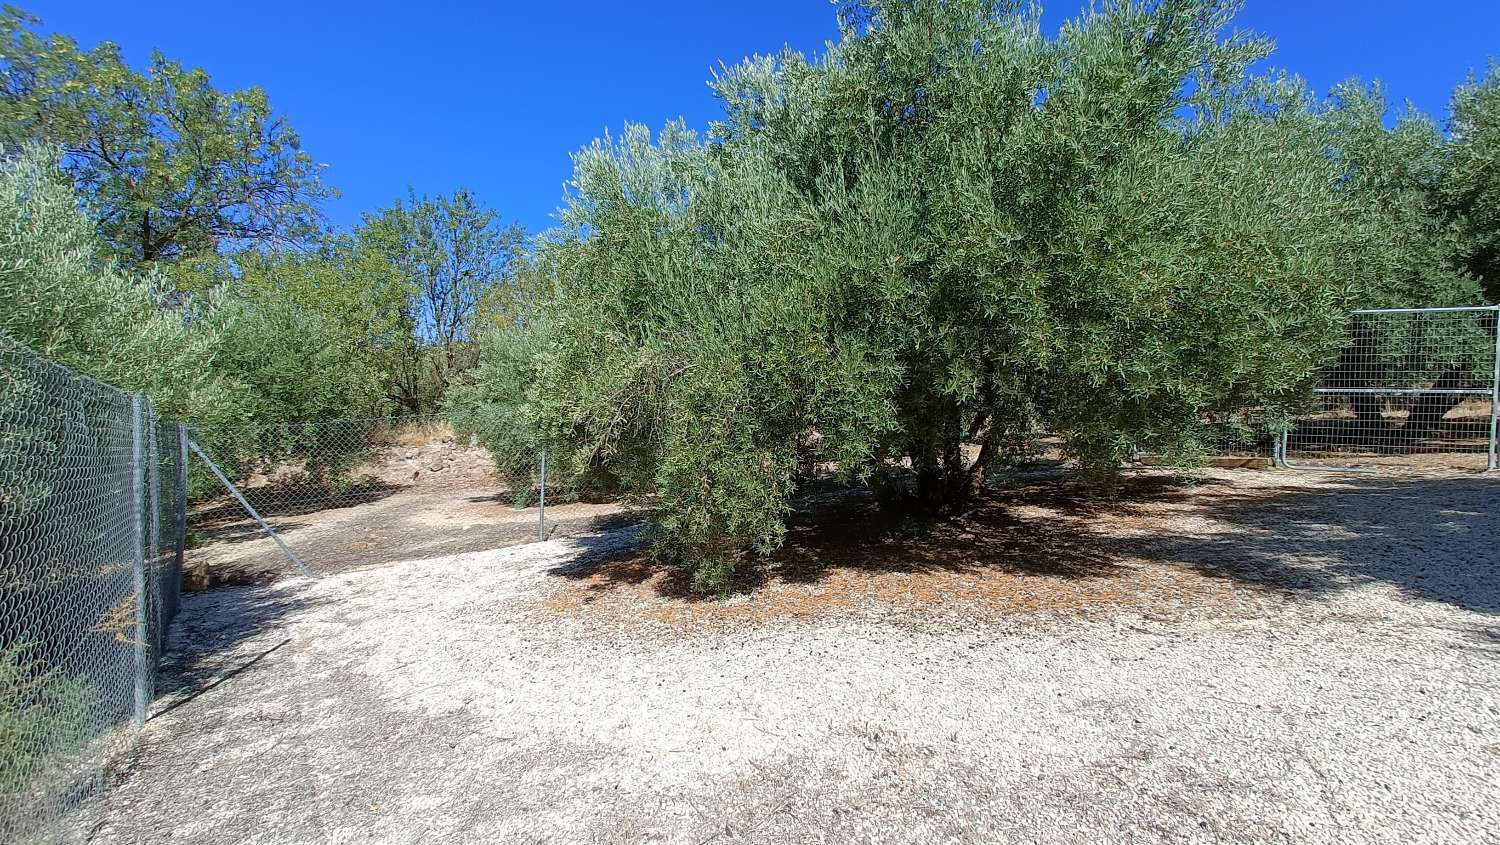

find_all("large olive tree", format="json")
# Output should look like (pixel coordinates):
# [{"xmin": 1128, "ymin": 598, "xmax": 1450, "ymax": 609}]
[{"xmin": 461, "ymin": 0, "xmax": 1455, "ymax": 590}]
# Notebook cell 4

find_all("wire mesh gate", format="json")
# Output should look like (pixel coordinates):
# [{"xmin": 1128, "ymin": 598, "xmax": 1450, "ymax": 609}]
[
  {"xmin": 1282, "ymin": 305, "xmax": 1500, "ymax": 472},
  {"xmin": 0, "ymin": 337, "xmax": 186, "ymax": 842}
]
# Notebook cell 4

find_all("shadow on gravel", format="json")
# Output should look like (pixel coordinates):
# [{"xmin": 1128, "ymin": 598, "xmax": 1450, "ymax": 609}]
[
  {"xmin": 546, "ymin": 474, "xmax": 1209, "ymax": 602},
  {"xmin": 197, "ymin": 478, "xmax": 410, "ymax": 521},
  {"xmin": 1146, "ymin": 475, "xmax": 1499, "ymax": 615},
  {"xmin": 153, "ymin": 586, "xmax": 329, "ymax": 713},
  {"xmin": 191, "ymin": 518, "xmax": 313, "ymax": 545},
  {"xmin": 546, "ymin": 472, "xmax": 1497, "ymax": 615}
]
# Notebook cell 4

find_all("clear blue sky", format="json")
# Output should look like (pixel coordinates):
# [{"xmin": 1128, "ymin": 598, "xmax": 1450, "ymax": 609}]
[{"xmin": 22, "ymin": 1, "xmax": 1500, "ymax": 236}]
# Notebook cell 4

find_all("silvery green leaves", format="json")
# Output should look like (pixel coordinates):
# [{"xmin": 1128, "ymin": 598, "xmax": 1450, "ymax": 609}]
[{"xmin": 472, "ymin": 1, "xmax": 1489, "ymax": 590}]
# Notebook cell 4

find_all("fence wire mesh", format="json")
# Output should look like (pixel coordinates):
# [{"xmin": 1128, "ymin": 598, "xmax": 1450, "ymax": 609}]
[
  {"xmin": 183, "ymin": 416, "xmax": 540, "ymax": 584},
  {"xmin": 0, "ymin": 336, "xmax": 183, "ymax": 842},
  {"xmin": 1285, "ymin": 307, "xmax": 1500, "ymax": 471},
  {"xmin": 191, "ymin": 415, "xmax": 495, "ymax": 516}
]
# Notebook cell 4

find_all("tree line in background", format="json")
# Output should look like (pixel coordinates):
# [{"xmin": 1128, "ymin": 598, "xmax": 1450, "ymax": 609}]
[
  {"xmin": 1, "ymin": 0, "xmax": 1497, "ymax": 591},
  {"xmin": 0, "ymin": 4, "xmax": 532, "ymax": 451}
]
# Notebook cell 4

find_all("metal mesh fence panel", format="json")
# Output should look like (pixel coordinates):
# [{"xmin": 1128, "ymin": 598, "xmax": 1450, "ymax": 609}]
[
  {"xmin": 191, "ymin": 415, "xmax": 497, "ymax": 514},
  {"xmin": 185, "ymin": 415, "xmax": 524, "ymax": 582},
  {"xmin": 1284, "ymin": 307, "xmax": 1499, "ymax": 472},
  {"xmin": 0, "ymin": 336, "xmax": 183, "ymax": 842}
]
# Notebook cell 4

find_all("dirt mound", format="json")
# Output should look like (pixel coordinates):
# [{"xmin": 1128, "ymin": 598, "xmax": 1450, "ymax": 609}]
[{"xmin": 356, "ymin": 437, "xmax": 498, "ymax": 488}]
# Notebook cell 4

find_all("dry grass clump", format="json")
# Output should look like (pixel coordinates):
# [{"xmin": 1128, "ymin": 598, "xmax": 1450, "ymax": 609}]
[{"xmin": 388, "ymin": 418, "xmax": 456, "ymax": 448}]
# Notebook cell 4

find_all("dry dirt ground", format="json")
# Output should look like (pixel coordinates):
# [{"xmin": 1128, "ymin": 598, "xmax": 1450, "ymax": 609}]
[
  {"xmin": 73, "ymin": 468, "xmax": 1498, "ymax": 844},
  {"xmin": 185, "ymin": 437, "xmax": 630, "ymax": 586}
]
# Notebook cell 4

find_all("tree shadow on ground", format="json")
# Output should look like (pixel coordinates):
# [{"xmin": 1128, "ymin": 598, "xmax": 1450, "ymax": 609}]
[
  {"xmin": 188, "ymin": 478, "xmax": 411, "ymax": 551},
  {"xmin": 464, "ymin": 489, "xmax": 625, "ymax": 507},
  {"xmin": 151, "ymin": 584, "xmax": 329, "ymax": 717},
  {"xmin": 191, "ymin": 518, "xmax": 312, "ymax": 546},
  {"xmin": 193, "ymin": 477, "xmax": 410, "ymax": 528},
  {"xmin": 1141, "ymin": 474, "xmax": 1498, "ymax": 615},
  {"xmin": 546, "ymin": 472, "xmax": 1497, "ymax": 616},
  {"xmin": 547, "ymin": 474, "xmax": 1217, "ymax": 603}
]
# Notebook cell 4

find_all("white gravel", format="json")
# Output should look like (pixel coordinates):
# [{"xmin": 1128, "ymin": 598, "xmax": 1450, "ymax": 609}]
[{"xmin": 74, "ymin": 472, "xmax": 1500, "ymax": 844}]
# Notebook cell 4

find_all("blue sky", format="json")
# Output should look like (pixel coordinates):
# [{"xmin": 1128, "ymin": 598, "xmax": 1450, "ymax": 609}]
[{"xmin": 22, "ymin": 1, "xmax": 1500, "ymax": 236}]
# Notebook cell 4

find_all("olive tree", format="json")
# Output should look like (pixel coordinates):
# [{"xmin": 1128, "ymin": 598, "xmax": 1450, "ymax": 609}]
[
  {"xmin": 0, "ymin": 144, "xmax": 222, "ymax": 417},
  {"xmin": 470, "ymin": 0, "xmax": 1466, "ymax": 590},
  {"xmin": 1445, "ymin": 63, "xmax": 1500, "ymax": 301}
]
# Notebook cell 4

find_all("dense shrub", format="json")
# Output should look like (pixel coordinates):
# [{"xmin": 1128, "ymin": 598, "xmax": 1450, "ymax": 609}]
[{"xmin": 445, "ymin": 316, "xmax": 554, "ymax": 500}]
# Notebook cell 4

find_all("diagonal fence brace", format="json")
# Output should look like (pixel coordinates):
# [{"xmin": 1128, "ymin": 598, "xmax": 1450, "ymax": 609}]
[{"xmin": 185, "ymin": 437, "xmax": 316, "ymax": 578}]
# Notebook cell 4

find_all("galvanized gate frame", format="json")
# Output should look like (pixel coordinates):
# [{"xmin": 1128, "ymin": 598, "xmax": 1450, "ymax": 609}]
[{"xmin": 1275, "ymin": 304, "xmax": 1500, "ymax": 473}]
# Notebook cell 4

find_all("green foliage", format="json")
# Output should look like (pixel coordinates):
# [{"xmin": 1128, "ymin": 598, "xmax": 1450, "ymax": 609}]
[
  {"xmin": 473, "ymin": 0, "xmax": 1486, "ymax": 591},
  {"xmin": 1315, "ymin": 80, "xmax": 1479, "ymax": 308},
  {"xmin": 0, "ymin": 145, "xmax": 383, "ymax": 487},
  {"xmin": 356, "ymin": 189, "xmax": 527, "ymax": 412},
  {"xmin": 0, "ymin": 144, "xmax": 225, "ymax": 421},
  {"xmin": 0, "ymin": 5, "xmax": 331, "ymax": 265},
  {"xmin": 0, "ymin": 643, "xmax": 93, "ymax": 801},
  {"xmin": 230, "ymin": 240, "xmax": 408, "ymax": 413},
  {"xmin": 186, "ymin": 258, "xmax": 389, "ymax": 481},
  {"xmin": 206, "ymin": 292, "xmax": 384, "ymax": 428},
  {"xmin": 445, "ymin": 317, "xmax": 553, "ymax": 500},
  {"xmin": 1445, "ymin": 63, "xmax": 1500, "ymax": 301}
]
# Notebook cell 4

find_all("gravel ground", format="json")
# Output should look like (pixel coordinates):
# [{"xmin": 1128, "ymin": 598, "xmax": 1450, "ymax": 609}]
[{"xmin": 74, "ymin": 470, "xmax": 1499, "ymax": 844}]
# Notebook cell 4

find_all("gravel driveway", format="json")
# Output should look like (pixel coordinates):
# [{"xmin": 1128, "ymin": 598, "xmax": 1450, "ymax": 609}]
[{"xmin": 75, "ymin": 470, "xmax": 1498, "ymax": 844}]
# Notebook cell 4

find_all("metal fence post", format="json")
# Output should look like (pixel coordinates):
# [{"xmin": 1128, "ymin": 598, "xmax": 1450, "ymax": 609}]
[
  {"xmin": 129, "ymin": 395, "xmax": 149, "ymax": 728},
  {"xmin": 176, "ymin": 421, "xmax": 190, "ymax": 557},
  {"xmin": 174, "ymin": 421, "xmax": 189, "ymax": 611},
  {"xmin": 1489, "ymin": 308, "xmax": 1499, "ymax": 472},
  {"xmin": 537, "ymin": 449, "xmax": 546, "ymax": 542}
]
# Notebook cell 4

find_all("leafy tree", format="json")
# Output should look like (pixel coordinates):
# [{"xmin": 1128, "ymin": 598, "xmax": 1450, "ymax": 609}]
[
  {"xmin": 233, "ymin": 237, "xmax": 412, "ymax": 402},
  {"xmin": 1303, "ymin": 80, "xmax": 1487, "ymax": 427},
  {"xmin": 0, "ymin": 6, "xmax": 331, "ymax": 265},
  {"xmin": 1312, "ymin": 80, "xmax": 1478, "ymax": 309},
  {"xmin": 0, "ymin": 144, "xmax": 378, "ymax": 483},
  {"xmin": 469, "ymin": 0, "xmax": 1465, "ymax": 591},
  {"xmin": 357, "ymin": 189, "xmax": 526, "ymax": 412},
  {"xmin": 0, "ymin": 143, "xmax": 222, "ymax": 417},
  {"xmin": 1445, "ymin": 63, "xmax": 1500, "ymax": 301},
  {"xmin": 477, "ymin": 256, "xmax": 555, "ymax": 332}
]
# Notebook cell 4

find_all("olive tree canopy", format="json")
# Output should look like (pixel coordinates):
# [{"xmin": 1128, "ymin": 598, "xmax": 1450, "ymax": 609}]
[{"xmin": 452, "ymin": 0, "xmax": 1481, "ymax": 590}]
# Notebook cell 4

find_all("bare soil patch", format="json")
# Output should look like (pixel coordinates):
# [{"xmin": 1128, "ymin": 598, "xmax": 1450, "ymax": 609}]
[
  {"xmin": 75, "ymin": 466, "xmax": 1500, "ymax": 844},
  {"xmin": 187, "ymin": 439, "xmax": 633, "ymax": 586}
]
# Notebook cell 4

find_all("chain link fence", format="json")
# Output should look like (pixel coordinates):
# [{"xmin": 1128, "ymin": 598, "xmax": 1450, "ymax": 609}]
[
  {"xmin": 0, "ymin": 336, "xmax": 184, "ymax": 842},
  {"xmin": 190, "ymin": 415, "xmax": 497, "ymax": 517},
  {"xmin": 182, "ymin": 416, "xmax": 560, "ymax": 585}
]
